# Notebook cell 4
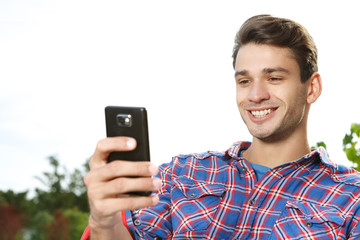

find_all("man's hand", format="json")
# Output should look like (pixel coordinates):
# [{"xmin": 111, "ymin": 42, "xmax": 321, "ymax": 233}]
[{"xmin": 84, "ymin": 137, "xmax": 161, "ymax": 239}]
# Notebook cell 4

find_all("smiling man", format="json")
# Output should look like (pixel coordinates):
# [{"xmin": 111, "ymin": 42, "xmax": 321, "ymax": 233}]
[
  {"xmin": 82, "ymin": 15, "xmax": 360, "ymax": 239},
  {"xmin": 234, "ymin": 43, "xmax": 320, "ymax": 168}
]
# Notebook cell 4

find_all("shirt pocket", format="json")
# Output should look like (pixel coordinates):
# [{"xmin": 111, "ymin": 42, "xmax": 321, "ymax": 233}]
[
  {"xmin": 270, "ymin": 200, "xmax": 345, "ymax": 240},
  {"xmin": 171, "ymin": 177, "xmax": 226, "ymax": 234}
]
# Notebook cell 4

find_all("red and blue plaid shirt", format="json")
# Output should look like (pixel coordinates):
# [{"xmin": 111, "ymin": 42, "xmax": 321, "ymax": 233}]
[
  {"xmin": 80, "ymin": 141, "xmax": 360, "ymax": 239},
  {"xmin": 122, "ymin": 141, "xmax": 360, "ymax": 239}
]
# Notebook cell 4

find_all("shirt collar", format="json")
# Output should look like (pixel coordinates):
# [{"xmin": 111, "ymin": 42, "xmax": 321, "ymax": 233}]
[
  {"xmin": 309, "ymin": 146, "xmax": 338, "ymax": 170},
  {"xmin": 226, "ymin": 141, "xmax": 338, "ymax": 171},
  {"xmin": 226, "ymin": 141, "xmax": 251, "ymax": 158}
]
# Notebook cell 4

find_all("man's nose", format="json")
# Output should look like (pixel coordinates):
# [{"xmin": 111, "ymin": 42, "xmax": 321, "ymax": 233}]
[{"xmin": 247, "ymin": 81, "xmax": 270, "ymax": 103}]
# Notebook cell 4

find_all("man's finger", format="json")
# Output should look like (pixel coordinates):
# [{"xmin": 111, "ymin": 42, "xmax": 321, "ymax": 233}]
[
  {"xmin": 84, "ymin": 161, "xmax": 158, "ymax": 186},
  {"xmin": 90, "ymin": 137, "xmax": 137, "ymax": 169}
]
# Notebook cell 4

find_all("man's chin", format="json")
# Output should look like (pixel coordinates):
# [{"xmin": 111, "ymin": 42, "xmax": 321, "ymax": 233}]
[
  {"xmin": 250, "ymin": 129, "xmax": 291, "ymax": 143},
  {"xmin": 251, "ymin": 133, "xmax": 275, "ymax": 143}
]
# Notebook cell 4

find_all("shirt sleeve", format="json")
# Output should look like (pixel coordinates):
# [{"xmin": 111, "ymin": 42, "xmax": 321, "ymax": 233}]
[
  {"xmin": 124, "ymin": 162, "xmax": 174, "ymax": 239},
  {"xmin": 80, "ymin": 225, "xmax": 90, "ymax": 240}
]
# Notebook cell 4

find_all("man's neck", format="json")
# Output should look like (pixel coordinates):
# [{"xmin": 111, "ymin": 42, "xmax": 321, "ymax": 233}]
[{"xmin": 243, "ymin": 133, "xmax": 310, "ymax": 169}]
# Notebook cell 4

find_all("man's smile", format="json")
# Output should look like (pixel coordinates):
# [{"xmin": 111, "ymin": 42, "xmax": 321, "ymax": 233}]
[{"xmin": 250, "ymin": 108, "xmax": 275, "ymax": 118}]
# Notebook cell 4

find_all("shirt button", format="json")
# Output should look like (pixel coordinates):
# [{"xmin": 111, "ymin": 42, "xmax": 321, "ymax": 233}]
[
  {"xmin": 306, "ymin": 221, "xmax": 313, "ymax": 227},
  {"xmin": 134, "ymin": 219, "xmax": 141, "ymax": 226},
  {"xmin": 190, "ymin": 193, "xmax": 197, "ymax": 198},
  {"xmin": 249, "ymin": 199, "xmax": 255, "ymax": 206},
  {"xmin": 242, "ymin": 167, "xmax": 247, "ymax": 172}
]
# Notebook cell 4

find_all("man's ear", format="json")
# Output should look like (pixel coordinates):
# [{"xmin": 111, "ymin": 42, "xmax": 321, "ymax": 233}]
[{"xmin": 306, "ymin": 72, "xmax": 322, "ymax": 104}]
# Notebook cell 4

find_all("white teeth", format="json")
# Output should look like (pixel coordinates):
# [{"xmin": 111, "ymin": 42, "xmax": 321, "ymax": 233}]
[{"xmin": 251, "ymin": 109, "xmax": 273, "ymax": 117}]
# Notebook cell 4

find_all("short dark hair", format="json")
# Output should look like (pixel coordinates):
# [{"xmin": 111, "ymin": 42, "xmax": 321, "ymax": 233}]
[{"xmin": 232, "ymin": 14, "xmax": 318, "ymax": 83}]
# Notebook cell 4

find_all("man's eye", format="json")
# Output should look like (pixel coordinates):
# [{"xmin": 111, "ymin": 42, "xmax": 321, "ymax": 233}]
[
  {"xmin": 238, "ymin": 79, "xmax": 251, "ymax": 85},
  {"xmin": 269, "ymin": 77, "xmax": 282, "ymax": 81}
]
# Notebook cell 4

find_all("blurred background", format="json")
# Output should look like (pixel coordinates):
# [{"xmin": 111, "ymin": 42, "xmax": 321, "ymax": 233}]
[{"xmin": 1, "ymin": 0, "xmax": 359, "ymax": 239}]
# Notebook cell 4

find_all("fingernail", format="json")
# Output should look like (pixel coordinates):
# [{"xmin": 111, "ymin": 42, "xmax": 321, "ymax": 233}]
[
  {"xmin": 151, "ymin": 194, "xmax": 159, "ymax": 205},
  {"xmin": 152, "ymin": 178, "xmax": 162, "ymax": 189},
  {"xmin": 126, "ymin": 139, "xmax": 136, "ymax": 148},
  {"xmin": 148, "ymin": 164, "xmax": 158, "ymax": 176}
]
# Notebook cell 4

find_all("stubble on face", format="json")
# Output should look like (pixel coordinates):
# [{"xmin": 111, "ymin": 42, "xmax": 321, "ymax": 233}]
[{"xmin": 244, "ymin": 86, "xmax": 307, "ymax": 143}]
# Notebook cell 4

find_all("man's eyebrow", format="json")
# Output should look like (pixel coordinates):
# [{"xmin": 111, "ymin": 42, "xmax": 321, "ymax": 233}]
[
  {"xmin": 262, "ymin": 67, "xmax": 290, "ymax": 74},
  {"xmin": 235, "ymin": 67, "xmax": 290, "ymax": 78},
  {"xmin": 234, "ymin": 70, "xmax": 249, "ymax": 78}
]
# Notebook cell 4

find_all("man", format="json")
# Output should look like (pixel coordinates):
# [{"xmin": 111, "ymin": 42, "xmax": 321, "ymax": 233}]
[{"xmin": 82, "ymin": 15, "xmax": 360, "ymax": 239}]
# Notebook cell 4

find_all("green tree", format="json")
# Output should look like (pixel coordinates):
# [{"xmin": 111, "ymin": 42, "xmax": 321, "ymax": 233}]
[
  {"xmin": 0, "ymin": 190, "xmax": 35, "ymax": 217},
  {"xmin": 0, "ymin": 156, "xmax": 89, "ymax": 240},
  {"xmin": 28, "ymin": 156, "xmax": 90, "ymax": 239},
  {"xmin": 33, "ymin": 156, "xmax": 89, "ymax": 213},
  {"xmin": 63, "ymin": 208, "xmax": 89, "ymax": 240},
  {"xmin": 27, "ymin": 210, "xmax": 54, "ymax": 240},
  {"xmin": 34, "ymin": 157, "xmax": 73, "ymax": 213},
  {"xmin": 343, "ymin": 123, "xmax": 360, "ymax": 171}
]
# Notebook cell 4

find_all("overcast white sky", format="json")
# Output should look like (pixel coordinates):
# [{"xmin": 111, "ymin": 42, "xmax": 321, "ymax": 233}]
[{"xmin": 1, "ymin": 0, "xmax": 360, "ymax": 194}]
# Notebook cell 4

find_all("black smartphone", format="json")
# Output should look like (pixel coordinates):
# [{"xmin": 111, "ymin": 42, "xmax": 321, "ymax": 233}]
[{"xmin": 105, "ymin": 106, "xmax": 151, "ymax": 196}]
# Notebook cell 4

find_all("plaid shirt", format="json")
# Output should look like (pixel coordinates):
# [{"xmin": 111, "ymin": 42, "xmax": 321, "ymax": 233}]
[{"xmin": 123, "ymin": 141, "xmax": 360, "ymax": 239}]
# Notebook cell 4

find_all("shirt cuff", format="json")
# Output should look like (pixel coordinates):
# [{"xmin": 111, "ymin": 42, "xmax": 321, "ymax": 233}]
[{"xmin": 122, "ymin": 210, "xmax": 133, "ymax": 237}]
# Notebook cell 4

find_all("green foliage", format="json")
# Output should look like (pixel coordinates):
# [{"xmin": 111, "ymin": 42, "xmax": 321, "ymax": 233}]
[
  {"xmin": 27, "ymin": 210, "xmax": 54, "ymax": 240},
  {"xmin": 35, "ymin": 156, "xmax": 64, "ymax": 194},
  {"xmin": 343, "ymin": 123, "xmax": 360, "ymax": 171},
  {"xmin": 312, "ymin": 141, "xmax": 327, "ymax": 150},
  {"xmin": 64, "ymin": 208, "xmax": 90, "ymax": 240},
  {"xmin": 0, "ymin": 190, "xmax": 35, "ymax": 217},
  {"xmin": 34, "ymin": 156, "xmax": 89, "ymax": 213},
  {"xmin": 0, "ymin": 156, "xmax": 90, "ymax": 240}
]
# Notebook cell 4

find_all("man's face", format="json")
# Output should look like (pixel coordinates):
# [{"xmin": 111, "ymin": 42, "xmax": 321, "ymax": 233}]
[{"xmin": 234, "ymin": 43, "xmax": 308, "ymax": 142}]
